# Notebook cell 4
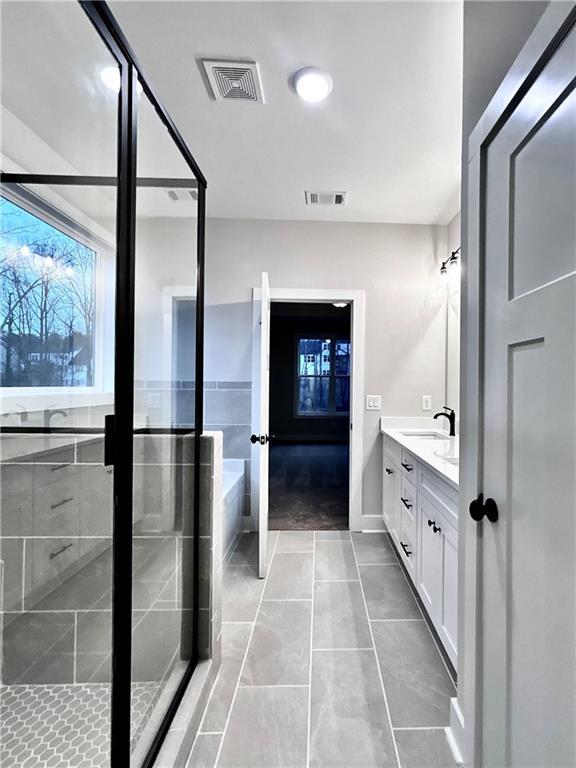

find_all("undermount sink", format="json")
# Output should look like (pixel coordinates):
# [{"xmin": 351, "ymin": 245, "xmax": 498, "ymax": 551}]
[
  {"xmin": 438, "ymin": 455, "xmax": 459, "ymax": 465},
  {"xmin": 400, "ymin": 431, "xmax": 450, "ymax": 441}
]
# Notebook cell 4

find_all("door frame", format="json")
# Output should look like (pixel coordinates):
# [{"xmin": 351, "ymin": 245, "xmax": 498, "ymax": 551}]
[
  {"xmin": 250, "ymin": 287, "xmax": 366, "ymax": 532},
  {"xmin": 458, "ymin": 4, "xmax": 576, "ymax": 765}
]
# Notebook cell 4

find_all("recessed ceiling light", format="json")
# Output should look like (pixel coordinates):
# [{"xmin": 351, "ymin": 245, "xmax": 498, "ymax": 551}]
[
  {"xmin": 293, "ymin": 67, "xmax": 333, "ymax": 103},
  {"xmin": 332, "ymin": 302, "xmax": 348, "ymax": 308},
  {"xmin": 100, "ymin": 66, "xmax": 143, "ymax": 95}
]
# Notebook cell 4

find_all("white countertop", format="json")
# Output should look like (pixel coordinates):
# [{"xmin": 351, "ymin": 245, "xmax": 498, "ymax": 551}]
[{"xmin": 380, "ymin": 423, "xmax": 459, "ymax": 490}]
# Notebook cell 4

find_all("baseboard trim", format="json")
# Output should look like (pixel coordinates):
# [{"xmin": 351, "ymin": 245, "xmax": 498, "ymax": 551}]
[{"xmin": 448, "ymin": 696, "xmax": 465, "ymax": 766}]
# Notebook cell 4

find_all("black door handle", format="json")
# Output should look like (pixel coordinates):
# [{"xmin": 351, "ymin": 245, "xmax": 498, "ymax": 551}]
[
  {"xmin": 385, "ymin": 467, "xmax": 393, "ymax": 475},
  {"xmin": 400, "ymin": 541, "xmax": 412, "ymax": 557},
  {"xmin": 401, "ymin": 497, "xmax": 412, "ymax": 509},
  {"xmin": 427, "ymin": 519, "xmax": 434, "ymax": 527},
  {"xmin": 469, "ymin": 493, "xmax": 499, "ymax": 523},
  {"xmin": 401, "ymin": 462, "xmax": 413, "ymax": 472},
  {"xmin": 433, "ymin": 523, "xmax": 441, "ymax": 534},
  {"xmin": 250, "ymin": 434, "xmax": 276, "ymax": 445}
]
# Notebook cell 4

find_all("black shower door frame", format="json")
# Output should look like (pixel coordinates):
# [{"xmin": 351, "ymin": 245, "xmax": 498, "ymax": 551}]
[{"xmin": 2, "ymin": 1, "xmax": 206, "ymax": 765}]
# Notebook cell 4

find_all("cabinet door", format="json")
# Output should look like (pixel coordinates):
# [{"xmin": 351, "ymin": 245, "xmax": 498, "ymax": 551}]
[
  {"xmin": 382, "ymin": 453, "xmax": 400, "ymax": 542},
  {"xmin": 438, "ymin": 514, "xmax": 458, "ymax": 663},
  {"xmin": 417, "ymin": 493, "xmax": 443, "ymax": 622}
]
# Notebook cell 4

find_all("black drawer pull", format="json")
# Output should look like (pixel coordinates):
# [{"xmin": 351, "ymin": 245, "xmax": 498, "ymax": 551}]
[
  {"xmin": 385, "ymin": 467, "xmax": 393, "ymax": 475},
  {"xmin": 433, "ymin": 524, "xmax": 441, "ymax": 534},
  {"xmin": 401, "ymin": 497, "xmax": 412, "ymax": 509},
  {"xmin": 400, "ymin": 541, "xmax": 412, "ymax": 557},
  {"xmin": 50, "ymin": 497, "xmax": 74, "ymax": 510},
  {"xmin": 401, "ymin": 462, "xmax": 413, "ymax": 472},
  {"xmin": 50, "ymin": 543, "xmax": 73, "ymax": 560},
  {"xmin": 427, "ymin": 519, "xmax": 434, "ymax": 527}
]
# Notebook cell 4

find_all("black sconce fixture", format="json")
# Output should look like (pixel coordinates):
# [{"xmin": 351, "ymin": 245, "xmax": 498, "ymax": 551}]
[{"xmin": 440, "ymin": 246, "xmax": 461, "ymax": 280}]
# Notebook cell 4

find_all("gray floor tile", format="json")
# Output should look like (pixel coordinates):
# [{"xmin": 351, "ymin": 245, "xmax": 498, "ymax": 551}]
[
  {"xmin": 395, "ymin": 729, "xmax": 457, "ymax": 768},
  {"xmin": 313, "ymin": 581, "xmax": 372, "ymax": 649},
  {"xmin": 201, "ymin": 623, "xmax": 252, "ymax": 733},
  {"xmin": 315, "ymin": 530, "xmax": 351, "ymax": 541},
  {"xmin": 360, "ymin": 565, "xmax": 422, "ymax": 620},
  {"xmin": 275, "ymin": 531, "xmax": 314, "ymax": 553},
  {"xmin": 228, "ymin": 533, "xmax": 258, "ymax": 565},
  {"xmin": 217, "ymin": 686, "xmax": 308, "ymax": 767},
  {"xmin": 241, "ymin": 601, "xmax": 311, "ymax": 686},
  {"xmin": 222, "ymin": 566, "xmax": 265, "ymax": 622},
  {"xmin": 352, "ymin": 533, "xmax": 397, "ymax": 565},
  {"xmin": 315, "ymin": 540, "xmax": 358, "ymax": 580},
  {"xmin": 310, "ymin": 649, "xmax": 397, "ymax": 767},
  {"xmin": 372, "ymin": 621, "xmax": 455, "ymax": 727},
  {"xmin": 187, "ymin": 733, "xmax": 222, "ymax": 768},
  {"xmin": 267, "ymin": 531, "xmax": 279, "ymax": 564},
  {"xmin": 264, "ymin": 553, "xmax": 313, "ymax": 599}
]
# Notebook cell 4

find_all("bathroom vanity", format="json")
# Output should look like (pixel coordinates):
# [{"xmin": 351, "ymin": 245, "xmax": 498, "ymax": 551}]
[{"xmin": 380, "ymin": 423, "xmax": 459, "ymax": 667}]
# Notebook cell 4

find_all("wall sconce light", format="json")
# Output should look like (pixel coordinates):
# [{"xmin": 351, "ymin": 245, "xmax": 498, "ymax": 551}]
[{"xmin": 440, "ymin": 246, "xmax": 461, "ymax": 282}]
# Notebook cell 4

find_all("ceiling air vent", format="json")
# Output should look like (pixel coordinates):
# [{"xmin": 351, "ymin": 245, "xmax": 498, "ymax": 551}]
[
  {"xmin": 166, "ymin": 189, "xmax": 198, "ymax": 202},
  {"xmin": 201, "ymin": 59, "xmax": 264, "ymax": 103},
  {"xmin": 305, "ymin": 191, "xmax": 347, "ymax": 207}
]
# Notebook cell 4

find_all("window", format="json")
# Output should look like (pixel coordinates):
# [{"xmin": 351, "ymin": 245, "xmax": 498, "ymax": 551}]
[
  {"xmin": 296, "ymin": 336, "xmax": 351, "ymax": 415},
  {"xmin": 0, "ymin": 196, "xmax": 97, "ymax": 388}
]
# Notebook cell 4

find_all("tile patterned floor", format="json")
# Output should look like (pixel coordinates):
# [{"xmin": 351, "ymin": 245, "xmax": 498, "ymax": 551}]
[
  {"xmin": 0, "ymin": 681, "xmax": 159, "ymax": 767},
  {"xmin": 188, "ymin": 531, "xmax": 459, "ymax": 768}
]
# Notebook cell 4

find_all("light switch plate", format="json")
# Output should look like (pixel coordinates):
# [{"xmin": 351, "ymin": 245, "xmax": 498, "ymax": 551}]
[
  {"xmin": 366, "ymin": 395, "xmax": 382, "ymax": 411},
  {"xmin": 422, "ymin": 395, "xmax": 432, "ymax": 411}
]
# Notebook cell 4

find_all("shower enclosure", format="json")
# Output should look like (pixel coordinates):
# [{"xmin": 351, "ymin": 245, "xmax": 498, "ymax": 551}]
[{"xmin": 0, "ymin": 1, "xmax": 206, "ymax": 766}]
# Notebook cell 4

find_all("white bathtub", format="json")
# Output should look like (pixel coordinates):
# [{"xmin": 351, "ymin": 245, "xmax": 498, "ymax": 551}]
[{"xmin": 222, "ymin": 459, "xmax": 245, "ymax": 561}]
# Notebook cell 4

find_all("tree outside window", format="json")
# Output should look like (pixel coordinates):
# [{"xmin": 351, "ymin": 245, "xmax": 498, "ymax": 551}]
[
  {"xmin": 296, "ymin": 335, "xmax": 351, "ymax": 415},
  {"xmin": 0, "ymin": 196, "xmax": 97, "ymax": 387}
]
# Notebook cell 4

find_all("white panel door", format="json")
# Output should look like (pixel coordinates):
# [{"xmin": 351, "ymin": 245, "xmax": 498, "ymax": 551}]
[
  {"xmin": 252, "ymin": 272, "xmax": 271, "ymax": 579},
  {"xmin": 476, "ymin": 22, "xmax": 576, "ymax": 768}
]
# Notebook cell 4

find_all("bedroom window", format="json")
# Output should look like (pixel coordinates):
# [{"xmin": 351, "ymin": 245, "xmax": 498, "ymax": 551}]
[{"xmin": 296, "ymin": 335, "xmax": 350, "ymax": 416}]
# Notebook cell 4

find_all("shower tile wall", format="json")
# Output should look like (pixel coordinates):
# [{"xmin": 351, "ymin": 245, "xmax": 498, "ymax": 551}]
[
  {"xmin": 0, "ymin": 434, "xmax": 193, "ymax": 687},
  {"xmin": 204, "ymin": 382, "xmax": 251, "ymax": 517},
  {"xmin": 0, "ymin": 434, "xmax": 112, "ymax": 687}
]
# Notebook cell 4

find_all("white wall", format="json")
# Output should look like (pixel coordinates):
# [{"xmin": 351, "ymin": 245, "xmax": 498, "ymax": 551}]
[
  {"xmin": 445, "ymin": 211, "xmax": 461, "ymax": 410},
  {"xmin": 204, "ymin": 217, "xmax": 449, "ymax": 518}
]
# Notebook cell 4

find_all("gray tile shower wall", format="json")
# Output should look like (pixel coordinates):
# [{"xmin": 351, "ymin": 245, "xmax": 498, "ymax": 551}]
[
  {"xmin": 0, "ymin": 432, "xmax": 198, "ymax": 688},
  {"xmin": 204, "ymin": 382, "xmax": 251, "ymax": 516}
]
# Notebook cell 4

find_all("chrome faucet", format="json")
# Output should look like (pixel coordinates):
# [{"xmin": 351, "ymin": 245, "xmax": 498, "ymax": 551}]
[
  {"xmin": 433, "ymin": 406, "xmax": 456, "ymax": 437},
  {"xmin": 44, "ymin": 408, "xmax": 67, "ymax": 429}
]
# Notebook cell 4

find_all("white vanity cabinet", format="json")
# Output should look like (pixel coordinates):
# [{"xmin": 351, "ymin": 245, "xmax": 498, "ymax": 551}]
[
  {"xmin": 381, "ymin": 428, "xmax": 459, "ymax": 666},
  {"xmin": 382, "ymin": 437, "xmax": 402, "ymax": 546},
  {"xmin": 417, "ymin": 488, "xmax": 458, "ymax": 665}
]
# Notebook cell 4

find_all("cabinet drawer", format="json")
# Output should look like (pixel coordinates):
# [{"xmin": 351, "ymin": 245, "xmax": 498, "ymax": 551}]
[
  {"xmin": 400, "ymin": 449, "xmax": 416, "ymax": 478},
  {"xmin": 384, "ymin": 437, "xmax": 401, "ymax": 464},
  {"xmin": 419, "ymin": 466, "xmax": 459, "ymax": 528}
]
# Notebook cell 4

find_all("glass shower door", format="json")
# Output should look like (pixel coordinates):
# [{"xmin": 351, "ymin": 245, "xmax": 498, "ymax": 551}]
[
  {"xmin": 129, "ymin": 83, "xmax": 200, "ymax": 764},
  {"xmin": 0, "ymin": 2, "xmax": 120, "ymax": 766}
]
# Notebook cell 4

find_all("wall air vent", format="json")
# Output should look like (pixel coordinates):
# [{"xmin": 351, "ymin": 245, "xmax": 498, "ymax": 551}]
[
  {"xmin": 166, "ymin": 189, "xmax": 198, "ymax": 202},
  {"xmin": 201, "ymin": 59, "xmax": 264, "ymax": 103},
  {"xmin": 305, "ymin": 190, "xmax": 347, "ymax": 206}
]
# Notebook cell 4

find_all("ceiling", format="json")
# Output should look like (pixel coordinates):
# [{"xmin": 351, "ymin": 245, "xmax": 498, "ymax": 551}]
[{"xmin": 109, "ymin": 1, "xmax": 463, "ymax": 225}]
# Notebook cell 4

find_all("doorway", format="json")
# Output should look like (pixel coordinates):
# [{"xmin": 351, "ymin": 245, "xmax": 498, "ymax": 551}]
[{"xmin": 268, "ymin": 302, "xmax": 351, "ymax": 530}]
